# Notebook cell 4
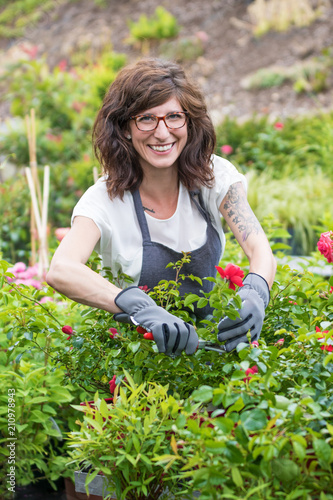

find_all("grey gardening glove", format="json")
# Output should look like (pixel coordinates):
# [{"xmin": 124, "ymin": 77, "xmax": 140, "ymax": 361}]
[
  {"xmin": 217, "ymin": 273, "xmax": 270, "ymax": 352},
  {"xmin": 114, "ymin": 286, "xmax": 198, "ymax": 356}
]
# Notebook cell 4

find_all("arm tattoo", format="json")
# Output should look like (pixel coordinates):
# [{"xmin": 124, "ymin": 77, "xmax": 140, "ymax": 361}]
[{"xmin": 223, "ymin": 183, "xmax": 264, "ymax": 241}]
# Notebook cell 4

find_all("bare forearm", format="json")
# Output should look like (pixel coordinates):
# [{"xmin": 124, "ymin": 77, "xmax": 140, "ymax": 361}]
[
  {"xmin": 248, "ymin": 240, "xmax": 277, "ymax": 289},
  {"xmin": 46, "ymin": 260, "xmax": 123, "ymax": 313},
  {"xmin": 220, "ymin": 182, "xmax": 276, "ymax": 289}
]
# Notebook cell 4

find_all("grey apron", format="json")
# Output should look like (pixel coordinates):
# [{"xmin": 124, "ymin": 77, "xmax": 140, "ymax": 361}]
[{"xmin": 132, "ymin": 188, "xmax": 222, "ymax": 318}]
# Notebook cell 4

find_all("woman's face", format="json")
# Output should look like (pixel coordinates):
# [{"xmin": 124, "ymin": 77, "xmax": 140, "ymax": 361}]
[{"xmin": 128, "ymin": 97, "xmax": 188, "ymax": 175}]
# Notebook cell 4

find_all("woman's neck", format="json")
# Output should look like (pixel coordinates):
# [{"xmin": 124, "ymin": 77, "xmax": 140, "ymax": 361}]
[{"xmin": 139, "ymin": 167, "xmax": 179, "ymax": 219}]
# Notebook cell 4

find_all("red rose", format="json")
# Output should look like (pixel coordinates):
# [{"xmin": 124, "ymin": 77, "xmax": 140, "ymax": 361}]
[
  {"xmin": 317, "ymin": 231, "xmax": 333, "ymax": 263},
  {"xmin": 109, "ymin": 375, "xmax": 117, "ymax": 394},
  {"xmin": 62, "ymin": 325, "xmax": 73, "ymax": 335},
  {"xmin": 215, "ymin": 263, "xmax": 244, "ymax": 290},
  {"xmin": 109, "ymin": 327, "xmax": 119, "ymax": 339},
  {"xmin": 243, "ymin": 365, "xmax": 258, "ymax": 382},
  {"xmin": 274, "ymin": 122, "xmax": 284, "ymax": 130},
  {"xmin": 316, "ymin": 326, "xmax": 333, "ymax": 352}
]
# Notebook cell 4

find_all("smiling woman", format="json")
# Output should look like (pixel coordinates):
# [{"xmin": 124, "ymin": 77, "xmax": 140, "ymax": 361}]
[{"xmin": 46, "ymin": 57, "xmax": 276, "ymax": 357}]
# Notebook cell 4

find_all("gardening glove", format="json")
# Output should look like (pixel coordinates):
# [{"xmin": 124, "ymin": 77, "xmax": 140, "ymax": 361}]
[
  {"xmin": 114, "ymin": 286, "xmax": 198, "ymax": 356},
  {"xmin": 217, "ymin": 273, "xmax": 270, "ymax": 352}
]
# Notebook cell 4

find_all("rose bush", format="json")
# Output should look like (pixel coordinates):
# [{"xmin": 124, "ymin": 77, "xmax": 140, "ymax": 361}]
[{"xmin": 1, "ymin": 221, "xmax": 333, "ymax": 499}]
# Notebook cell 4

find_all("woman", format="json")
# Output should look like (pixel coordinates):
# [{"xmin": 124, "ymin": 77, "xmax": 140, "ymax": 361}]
[{"xmin": 46, "ymin": 58, "xmax": 276, "ymax": 357}]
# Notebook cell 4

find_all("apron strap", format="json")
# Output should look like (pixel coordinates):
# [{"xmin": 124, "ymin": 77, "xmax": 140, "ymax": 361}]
[
  {"xmin": 189, "ymin": 190, "xmax": 211, "ymax": 224},
  {"xmin": 132, "ymin": 189, "xmax": 151, "ymax": 243}
]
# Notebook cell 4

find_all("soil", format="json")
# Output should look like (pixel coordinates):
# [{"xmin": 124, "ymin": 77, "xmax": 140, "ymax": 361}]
[{"xmin": 1, "ymin": 0, "xmax": 333, "ymax": 123}]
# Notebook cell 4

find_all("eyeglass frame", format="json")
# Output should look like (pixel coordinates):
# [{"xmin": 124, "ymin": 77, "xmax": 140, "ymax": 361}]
[{"xmin": 129, "ymin": 111, "xmax": 189, "ymax": 131}]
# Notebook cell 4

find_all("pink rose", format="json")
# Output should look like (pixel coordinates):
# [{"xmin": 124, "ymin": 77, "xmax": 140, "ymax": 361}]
[
  {"xmin": 220, "ymin": 144, "xmax": 233, "ymax": 155},
  {"xmin": 275, "ymin": 338, "xmax": 284, "ymax": 346},
  {"xmin": 11, "ymin": 262, "xmax": 27, "ymax": 275},
  {"xmin": 55, "ymin": 227, "xmax": 70, "ymax": 242},
  {"xmin": 317, "ymin": 231, "xmax": 333, "ymax": 263},
  {"xmin": 274, "ymin": 122, "xmax": 284, "ymax": 130}
]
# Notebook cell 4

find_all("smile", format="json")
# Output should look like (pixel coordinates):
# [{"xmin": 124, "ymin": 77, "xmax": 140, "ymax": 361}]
[{"xmin": 148, "ymin": 143, "xmax": 174, "ymax": 152}]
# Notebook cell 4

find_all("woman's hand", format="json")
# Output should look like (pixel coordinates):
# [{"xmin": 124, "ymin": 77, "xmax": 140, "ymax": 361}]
[
  {"xmin": 217, "ymin": 273, "xmax": 270, "ymax": 352},
  {"xmin": 114, "ymin": 286, "xmax": 198, "ymax": 356}
]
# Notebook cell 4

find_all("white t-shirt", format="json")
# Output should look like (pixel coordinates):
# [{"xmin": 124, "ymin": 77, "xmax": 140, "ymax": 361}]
[{"xmin": 72, "ymin": 154, "xmax": 246, "ymax": 285}]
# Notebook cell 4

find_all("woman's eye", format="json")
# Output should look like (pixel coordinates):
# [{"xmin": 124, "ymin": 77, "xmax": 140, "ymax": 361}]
[
  {"xmin": 168, "ymin": 113, "xmax": 182, "ymax": 119},
  {"xmin": 138, "ymin": 115, "xmax": 155, "ymax": 123}
]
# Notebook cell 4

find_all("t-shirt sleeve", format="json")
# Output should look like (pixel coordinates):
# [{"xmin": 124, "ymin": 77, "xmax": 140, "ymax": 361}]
[
  {"xmin": 71, "ymin": 179, "xmax": 111, "ymax": 254},
  {"xmin": 210, "ymin": 154, "xmax": 247, "ymax": 209}
]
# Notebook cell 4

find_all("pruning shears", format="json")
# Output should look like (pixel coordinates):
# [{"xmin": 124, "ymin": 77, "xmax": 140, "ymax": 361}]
[{"xmin": 136, "ymin": 327, "xmax": 226, "ymax": 354}]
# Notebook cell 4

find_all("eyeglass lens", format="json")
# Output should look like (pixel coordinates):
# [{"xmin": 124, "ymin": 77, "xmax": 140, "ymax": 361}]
[{"xmin": 135, "ymin": 112, "xmax": 186, "ymax": 131}]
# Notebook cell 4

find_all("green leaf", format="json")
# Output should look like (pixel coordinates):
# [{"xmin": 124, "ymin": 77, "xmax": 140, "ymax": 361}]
[
  {"xmin": 231, "ymin": 466, "xmax": 243, "ymax": 487},
  {"xmin": 214, "ymin": 417, "xmax": 235, "ymax": 434},
  {"xmin": 184, "ymin": 294, "xmax": 199, "ymax": 307},
  {"xmin": 23, "ymin": 331, "xmax": 33, "ymax": 341},
  {"xmin": 191, "ymin": 385, "xmax": 213, "ymax": 403},
  {"xmin": 240, "ymin": 409, "xmax": 267, "ymax": 431},
  {"xmin": 292, "ymin": 441, "xmax": 306, "ymax": 461},
  {"xmin": 313, "ymin": 438, "xmax": 331, "ymax": 467},
  {"xmin": 99, "ymin": 398, "xmax": 109, "ymax": 419},
  {"xmin": 128, "ymin": 341, "xmax": 141, "ymax": 354},
  {"xmin": 272, "ymin": 458, "xmax": 300, "ymax": 484},
  {"xmin": 132, "ymin": 434, "xmax": 141, "ymax": 453},
  {"xmin": 197, "ymin": 297, "xmax": 208, "ymax": 308}
]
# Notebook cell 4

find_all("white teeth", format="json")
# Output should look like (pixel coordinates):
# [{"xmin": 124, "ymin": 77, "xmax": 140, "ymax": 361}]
[{"xmin": 150, "ymin": 144, "xmax": 173, "ymax": 152}]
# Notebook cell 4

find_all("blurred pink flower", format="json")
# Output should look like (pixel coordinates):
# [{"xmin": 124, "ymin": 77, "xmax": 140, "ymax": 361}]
[
  {"xmin": 11, "ymin": 262, "xmax": 26, "ymax": 274},
  {"xmin": 72, "ymin": 101, "xmax": 86, "ymax": 113},
  {"xmin": 317, "ymin": 231, "xmax": 333, "ymax": 263},
  {"xmin": 46, "ymin": 133, "xmax": 62, "ymax": 143},
  {"xmin": 39, "ymin": 296, "xmax": 53, "ymax": 304},
  {"xmin": 274, "ymin": 122, "xmax": 284, "ymax": 130},
  {"xmin": 275, "ymin": 338, "xmax": 285, "ymax": 346},
  {"xmin": 21, "ymin": 44, "xmax": 39, "ymax": 59},
  {"xmin": 220, "ymin": 144, "xmax": 233, "ymax": 155},
  {"xmin": 196, "ymin": 31, "xmax": 209, "ymax": 43},
  {"xmin": 55, "ymin": 227, "xmax": 70, "ymax": 242},
  {"xmin": 58, "ymin": 59, "xmax": 68, "ymax": 71},
  {"xmin": 251, "ymin": 341, "xmax": 259, "ymax": 347},
  {"xmin": 7, "ymin": 263, "xmax": 42, "ymax": 289}
]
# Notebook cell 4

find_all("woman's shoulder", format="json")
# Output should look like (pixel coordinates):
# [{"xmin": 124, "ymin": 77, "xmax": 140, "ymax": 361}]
[{"xmin": 211, "ymin": 153, "xmax": 238, "ymax": 173}]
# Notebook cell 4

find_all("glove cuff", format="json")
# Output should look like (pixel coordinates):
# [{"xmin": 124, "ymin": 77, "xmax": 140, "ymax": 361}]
[
  {"xmin": 243, "ymin": 273, "xmax": 270, "ymax": 308},
  {"xmin": 114, "ymin": 286, "xmax": 156, "ymax": 315}
]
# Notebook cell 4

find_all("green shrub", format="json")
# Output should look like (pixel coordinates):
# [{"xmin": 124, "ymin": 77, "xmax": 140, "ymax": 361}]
[{"xmin": 127, "ymin": 7, "xmax": 180, "ymax": 48}]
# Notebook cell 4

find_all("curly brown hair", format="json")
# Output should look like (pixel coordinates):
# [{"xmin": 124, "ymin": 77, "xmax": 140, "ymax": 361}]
[{"xmin": 92, "ymin": 58, "xmax": 216, "ymax": 198}]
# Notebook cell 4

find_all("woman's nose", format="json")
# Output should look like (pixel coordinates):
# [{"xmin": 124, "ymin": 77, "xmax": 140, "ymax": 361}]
[{"xmin": 153, "ymin": 119, "xmax": 170, "ymax": 139}]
